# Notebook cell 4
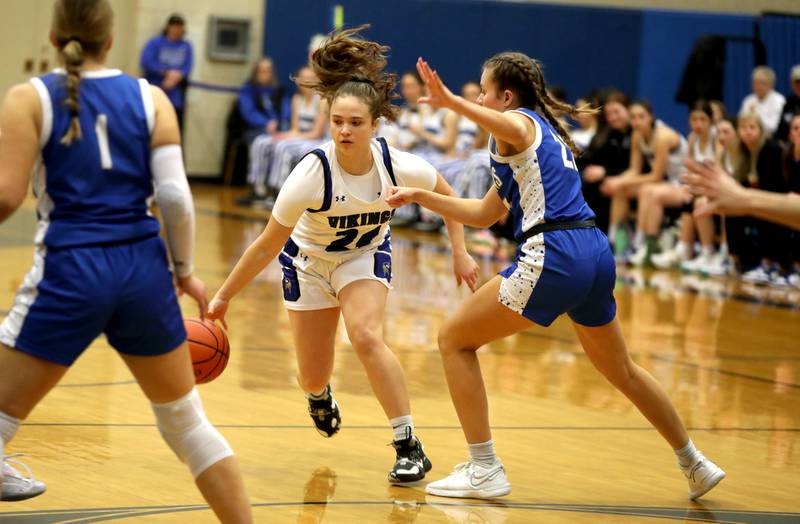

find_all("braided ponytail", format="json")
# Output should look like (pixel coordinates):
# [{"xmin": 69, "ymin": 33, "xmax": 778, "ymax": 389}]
[
  {"xmin": 483, "ymin": 52, "xmax": 598, "ymax": 156},
  {"xmin": 60, "ymin": 39, "xmax": 84, "ymax": 145},
  {"xmin": 52, "ymin": 0, "xmax": 113, "ymax": 146}
]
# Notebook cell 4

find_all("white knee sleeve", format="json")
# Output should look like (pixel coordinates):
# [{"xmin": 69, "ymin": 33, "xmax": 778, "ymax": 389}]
[{"xmin": 152, "ymin": 388, "xmax": 233, "ymax": 479}]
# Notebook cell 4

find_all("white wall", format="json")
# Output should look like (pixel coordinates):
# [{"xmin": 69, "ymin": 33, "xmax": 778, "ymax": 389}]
[{"xmin": 128, "ymin": 0, "xmax": 265, "ymax": 176}]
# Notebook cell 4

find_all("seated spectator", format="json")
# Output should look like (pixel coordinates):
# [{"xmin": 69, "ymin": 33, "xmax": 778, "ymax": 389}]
[
  {"xmin": 710, "ymin": 99, "xmax": 728, "ymax": 124},
  {"xmin": 569, "ymin": 96, "xmax": 598, "ymax": 151},
  {"xmin": 241, "ymin": 66, "xmax": 327, "ymax": 207},
  {"xmin": 694, "ymin": 116, "xmax": 739, "ymax": 277},
  {"xmin": 432, "ymin": 82, "xmax": 493, "ymax": 233},
  {"xmin": 728, "ymin": 114, "xmax": 791, "ymax": 285},
  {"xmin": 657, "ymin": 101, "xmax": 718, "ymax": 271},
  {"xmin": 739, "ymin": 66, "xmax": 785, "ymax": 137},
  {"xmin": 600, "ymin": 100, "xmax": 688, "ymax": 264},
  {"xmin": 775, "ymin": 65, "xmax": 800, "ymax": 143},
  {"xmin": 387, "ymin": 71, "xmax": 425, "ymax": 151},
  {"xmin": 238, "ymin": 57, "xmax": 282, "ymax": 144},
  {"xmin": 140, "ymin": 14, "xmax": 193, "ymax": 129},
  {"xmin": 783, "ymin": 114, "xmax": 800, "ymax": 285},
  {"xmin": 580, "ymin": 90, "xmax": 632, "ymax": 235}
]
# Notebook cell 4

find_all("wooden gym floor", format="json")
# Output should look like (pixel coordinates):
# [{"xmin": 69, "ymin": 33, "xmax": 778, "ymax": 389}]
[{"xmin": 0, "ymin": 185, "xmax": 797, "ymax": 523}]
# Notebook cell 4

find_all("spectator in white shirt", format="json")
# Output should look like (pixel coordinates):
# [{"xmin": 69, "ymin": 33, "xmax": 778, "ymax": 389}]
[{"xmin": 739, "ymin": 66, "xmax": 785, "ymax": 137}]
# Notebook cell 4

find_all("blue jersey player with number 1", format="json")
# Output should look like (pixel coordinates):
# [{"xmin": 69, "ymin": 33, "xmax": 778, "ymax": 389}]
[
  {"xmin": 0, "ymin": 1, "xmax": 252, "ymax": 519},
  {"xmin": 386, "ymin": 54, "xmax": 725, "ymax": 501},
  {"xmin": 207, "ymin": 26, "xmax": 479, "ymax": 484}
]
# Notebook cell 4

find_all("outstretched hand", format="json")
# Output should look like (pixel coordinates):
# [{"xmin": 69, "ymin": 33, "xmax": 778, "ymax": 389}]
[
  {"xmin": 416, "ymin": 57, "xmax": 456, "ymax": 109},
  {"xmin": 385, "ymin": 186, "xmax": 419, "ymax": 208},
  {"xmin": 683, "ymin": 159, "xmax": 747, "ymax": 217}
]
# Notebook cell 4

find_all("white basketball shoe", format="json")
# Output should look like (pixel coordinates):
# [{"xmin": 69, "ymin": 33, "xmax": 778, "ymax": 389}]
[
  {"xmin": 681, "ymin": 454, "xmax": 726, "ymax": 500},
  {"xmin": 2, "ymin": 454, "xmax": 47, "ymax": 501},
  {"xmin": 425, "ymin": 460, "xmax": 511, "ymax": 499}
]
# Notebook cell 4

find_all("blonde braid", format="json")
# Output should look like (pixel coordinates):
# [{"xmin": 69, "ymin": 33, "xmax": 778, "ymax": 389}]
[{"xmin": 60, "ymin": 39, "xmax": 84, "ymax": 145}]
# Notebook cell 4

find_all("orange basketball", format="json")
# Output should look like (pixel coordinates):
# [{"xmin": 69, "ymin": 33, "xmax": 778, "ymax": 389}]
[{"xmin": 185, "ymin": 318, "xmax": 230, "ymax": 384}]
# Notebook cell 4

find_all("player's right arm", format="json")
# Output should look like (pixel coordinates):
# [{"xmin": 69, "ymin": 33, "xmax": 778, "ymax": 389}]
[
  {"xmin": 208, "ymin": 155, "xmax": 323, "ymax": 324},
  {"xmin": 0, "ymin": 83, "xmax": 40, "ymax": 223},
  {"xmin": 207, "ymin": 217, "xmax": 294, "ymax": 326}
]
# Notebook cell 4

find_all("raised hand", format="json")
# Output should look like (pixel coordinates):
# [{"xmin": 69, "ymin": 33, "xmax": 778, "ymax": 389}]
[
  {"xmin": 416, "ymin": 57, "xmax": 456, "ymax": 109},
  {"xmin": 683, "ymin": 159, "xmax": 746, "ymax": 217}
]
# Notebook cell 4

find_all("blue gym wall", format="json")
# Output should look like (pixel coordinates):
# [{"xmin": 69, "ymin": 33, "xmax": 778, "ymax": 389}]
[{"xmin": 263, "ymin": 1, "xmax": 792, "ymax": 133}]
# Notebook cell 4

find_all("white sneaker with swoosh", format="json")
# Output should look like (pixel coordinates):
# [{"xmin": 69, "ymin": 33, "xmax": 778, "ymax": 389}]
[
  {"xmin": 681, "ymin": 454, "xmax": 725, "ymax": 500},
  {"xmin": 425, "ymin": 460, "xmax": 511, "ymax": 499}
]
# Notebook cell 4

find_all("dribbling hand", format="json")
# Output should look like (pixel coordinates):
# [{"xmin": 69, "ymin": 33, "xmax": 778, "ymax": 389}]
[
  {"xmin": 206, "ymin": 295, "xmax": 229, "ymax": 330},
  {"xmin": 416, "ymin": 57, "xmax": 456, "ymax": 109},
  {"xmin": 178, "ymin": 275, "xmax": 209, "ymax": 320}
]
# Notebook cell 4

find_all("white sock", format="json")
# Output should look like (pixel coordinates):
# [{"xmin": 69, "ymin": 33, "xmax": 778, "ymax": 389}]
[
  {"xmin": 468, "ymin": 440, "xmax": 497, "ymax": 467},
  {"xmin": 675, "ymin": 439, "xmax": 701, "ymax": 468},
  {"xmin": 608, "ymin": 224, "xmax": 618, "ymax": 241},
  {"xmin": 675, "ymin": 241, "xmax": 691, "ymax": 257},
  {"xmin": 1, "ymin": 411, "xmax": 21, "ymax": 470},
  {"xmin": 634, "ymin": 230, "xmax": 645, "ymax": 249},
  {"xmin": 701, "ymin": 245, "xmax": 715, "ymax": 257},
  {"xmin": 390, "ymin": 415, "xmax": 414, "ymax": 442},
  {"xmin": 306, "ymin": 386, "xmax": 328, "ymax": 400}
]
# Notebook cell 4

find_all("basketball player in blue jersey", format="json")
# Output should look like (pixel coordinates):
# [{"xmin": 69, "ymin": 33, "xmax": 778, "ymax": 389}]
[
  {"xmin": 207, "ymin": 26, "xmax": 480, "ymax": 484},
  {"xmin": 386, "ymin": 54, "xmax": 725, "ymax": 500},
  {"xmin": 0, "ymin": 1, "xmax": 252, "ymax": 520}
]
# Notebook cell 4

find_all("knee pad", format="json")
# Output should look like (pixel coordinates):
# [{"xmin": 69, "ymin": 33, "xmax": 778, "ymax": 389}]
[{"xmin": 152, "ymin": 388, "xmax": 233, "ymax": 478}]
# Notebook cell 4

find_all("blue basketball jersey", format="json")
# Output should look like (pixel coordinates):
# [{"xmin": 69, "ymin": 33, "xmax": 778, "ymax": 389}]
[
  {"xmin": 489, "ymin": 108, "xmax": 595, "ymax": 241},
  {"xmin": 31, "ymin": 69, "xmax": 160, "ymax": 248}
]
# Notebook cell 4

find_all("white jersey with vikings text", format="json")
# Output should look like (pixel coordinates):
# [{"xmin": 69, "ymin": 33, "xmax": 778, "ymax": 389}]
[{"xmin": 271, "ymin": 139, "xmax": 437, "ymax": 261}]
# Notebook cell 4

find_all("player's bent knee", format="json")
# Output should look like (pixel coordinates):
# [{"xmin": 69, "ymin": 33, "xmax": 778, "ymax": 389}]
[
  {"xmin": 348, "ymin": 326, "xmax": 384, "ymax": 356},
  {"xmin": 152, "ymin": 388, "xmax": 233, "ymax": 479},
  {"xmin": 437, "ymin": 322, "xmax": 465, "ymax": 355}
]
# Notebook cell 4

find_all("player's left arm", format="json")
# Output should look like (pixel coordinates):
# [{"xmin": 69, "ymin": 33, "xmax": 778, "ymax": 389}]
[
  {"xmin": 0, "ymin": 84, "xmax": 40, "ymax": 223},
  {"xmin": 431, "ymin": 173, "xmax": 479, "ymax": 291}
]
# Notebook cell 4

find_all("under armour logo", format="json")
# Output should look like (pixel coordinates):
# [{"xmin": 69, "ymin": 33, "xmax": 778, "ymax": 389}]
[{"xmin": 335, "ymin": 195, "xmax": 346, "ymax": 202}]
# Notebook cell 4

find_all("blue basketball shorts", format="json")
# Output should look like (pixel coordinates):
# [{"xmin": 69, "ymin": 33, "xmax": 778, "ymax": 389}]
[
  {"xmin": 0, "ymin": 235, "xmax": 187, "ymax": 366},
  {"xmin": 498, "ymin": 227, "xmax": 617, "ymax": 327}
]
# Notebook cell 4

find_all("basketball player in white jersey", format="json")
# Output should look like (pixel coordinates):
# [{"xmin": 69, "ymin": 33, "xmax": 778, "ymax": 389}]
[{"xmin": 207, "ymin": 26, "xmax": 479, "ymax": 484}]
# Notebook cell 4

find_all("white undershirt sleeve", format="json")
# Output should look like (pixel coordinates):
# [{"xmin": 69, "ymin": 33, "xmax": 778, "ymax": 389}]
[
  {"xmin": 270, "ymin": 155, "xmax": 325, "ymax": 227},
  {"xmin": 389, "ymin": 148, "xmax": 438, "ymax": 190},
  {"xmin": 151, "ymin": 145, "xmax": 195, "ymax": 278}
]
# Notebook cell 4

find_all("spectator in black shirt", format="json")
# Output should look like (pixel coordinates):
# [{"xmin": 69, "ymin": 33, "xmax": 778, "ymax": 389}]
[
  {"xmin": 775, "ymin": 65, "xmax": 800, "ymax": 143},
  {"xmin": 579, "ymin": 91, "xmax": 632, "ymax": 234},
  {"xmin": 729, "ymin": 114, "xmax": 791, "ymax": 285}
]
